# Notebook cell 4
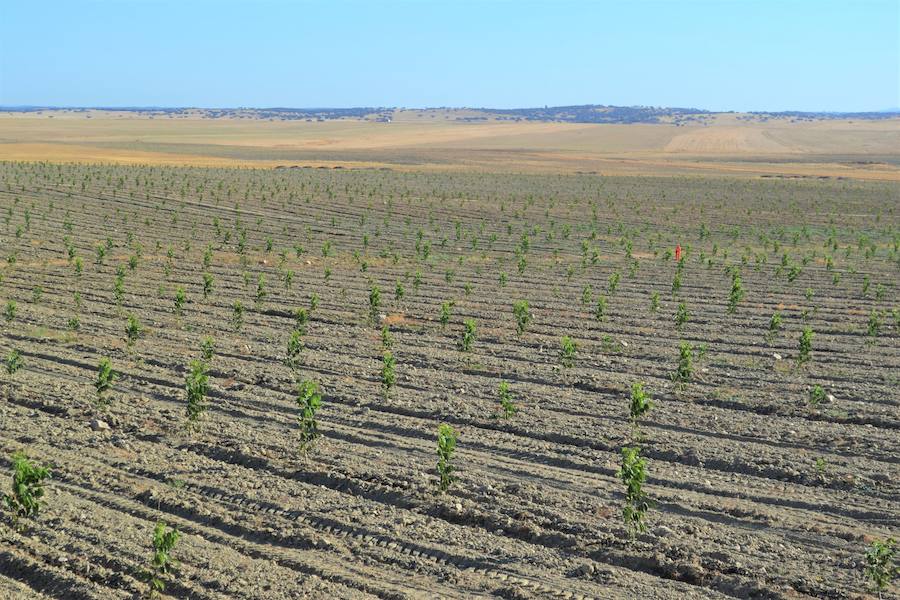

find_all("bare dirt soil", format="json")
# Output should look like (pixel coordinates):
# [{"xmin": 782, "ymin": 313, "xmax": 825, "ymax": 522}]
[{"xmin": 0, "ymin": 164, "xmax": 897, "ymax": 599}]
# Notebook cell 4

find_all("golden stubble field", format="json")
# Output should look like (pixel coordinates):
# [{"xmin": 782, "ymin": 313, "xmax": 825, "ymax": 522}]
[{"xmin": 0, "ymin": 109, "xmax": 898, "ymax": 179}]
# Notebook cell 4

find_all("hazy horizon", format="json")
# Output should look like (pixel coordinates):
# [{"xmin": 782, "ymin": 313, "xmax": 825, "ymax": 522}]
[
  {"xmin": 1, "ymin": 0, "xmax": 897, "ymax": 113},
  {"xmin": 2, "ymin": 103, "xmax": 899, "ymax": 114}
]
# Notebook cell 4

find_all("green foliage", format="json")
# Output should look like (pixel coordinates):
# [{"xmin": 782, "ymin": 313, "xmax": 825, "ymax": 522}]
[
  {"xmin": 381, "ymin": 351, "xmax": 396, "ymax": 397},
  {"xmin": 809, "ymin": 384, "xmax": 826, "ymax": 407},
  {"xmin": 608, "ymin": 271, "xmax": 620, "ymax": 295},
  {"xmin": 559, "ymin": 336, "xmax": 577, "ymax": 368},
  {"xmin": 202, "ymin": 272, "xmax": 214, "ymax": 299},
  {"xmin": 650, "ymin": 291, "xmax": 660, "ymax": 312},
  {"xmin": 439, "ymin": 301, "xmax": 452, "ymax": 329},
  {"xmin": 727, "ymin": 273, "xmax": 744, "ymax": 314},
  {"xmin": 113, "ymin": 273, "xmax": 125, "ymax": 305},
  {"xmin": 629, "ymin": 382, "xmax": 653, "ymax": 426},
  {"xmin": 95, "ymin": 358, "xmax": 116, "ymax": 405},
  {"xmin": 581, "ymin": 284, "xmax": 592, "ymax": 305},
  {"xmin": 436, "ymin": 423, "xmax": 457, "ymax": 493},
  {"xmin": 867, "ymin": 309, "xmax": 882, "ymax": 341},
  {"xmin": 595, "ymin": 295, "xmax": 607, "ymax": 322},
  {"xmin": 766, "ymin": 311, "xmax": 782, "ymax": 343},
  {"xmin": 671, "ymin": 271, "xmax": 682, "ymax": 296},
  {"xmin": 797, "ymin": 327, "xmax": 813, "ymax": 365},
  {"xmin": 125, "ymin": 314, "xmax": 142, "ymax": 348},
  {"xmin": 200, "ymin": 336, "xmax": 215, "ymax": 363},
  {"xmin": 255, "ymin": 274, "xmax": 266, "ymax": 306},
  {"xmin": 498, "ymin": 381, "xmax": 516, "ymax": 418},
  {"xmin": 285, "ymin": 329, "xmax": 304, "ymax": 370},
  {"xmin": 864, "ymin": 538, "xmax": 896, "ymax": 596},
  {"xmin": 231, "ymin": 301, "xmax": 244, "ymax": 331},
  {"xmin": 513, "ymin": 300, "xmax": 532, "ymax": 335},
  {"xmin": 5, "ymin": 349, "xmax": 23, "ymax": 375},
  {"xmin": 3, "ymin": 452, "xmax": 51, "ymax": 527},
  {"xmin": 173, "ymin": 287, "xmax": 186, "ymax": 316},
  {"xmin": 618, "ymin": 446, "xmax": 652, "ymax": 538},
  {"xmin": 672, "ymin": 342, "xmax": 693, "ymax": 384},
  {"xmin": 4, "ymin": 300, "xmax": 16, "ymax": 322},
  {"xmin": 185, "ymin": 359, "xmax": 209, "ymax": 430},
  {"xmin": 369, "ymin": 285, "xmax": 381, "ymax": 324},
  {"xmin": 459, "ymin": 319, "xmax": 476, "ymax": 352},
  {"xmin": 381, "ymin": 324, "xmax": 394, "ymax": 350},
  {"xmin": 296, "ymin": 380, "xmax": 322, "ymax": 454},
  {"xmin": 675, "ymin": 301, "xmax": 690, "ymax": 331},
  {"xmin": 145, "ymin": 521, "xmax": 180, "ymax": 598},
  {"xmin": 294, "ymin": 307, "xmax": 310, "ymax": 335}
]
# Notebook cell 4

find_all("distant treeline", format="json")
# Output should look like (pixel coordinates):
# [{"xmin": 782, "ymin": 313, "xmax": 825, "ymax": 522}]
[
  {"xmin": 481, "ymin": 104, "xmax": 710, "ymax": 123},
  {"xmin": 2, "ymin": 105, "xmax": 897, "ymax": 123}
]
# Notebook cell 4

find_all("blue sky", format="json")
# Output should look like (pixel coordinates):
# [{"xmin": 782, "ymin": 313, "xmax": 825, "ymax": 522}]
[{"xmin": 1, "ymin": 0, "xmax": 897, "ymax": 111}]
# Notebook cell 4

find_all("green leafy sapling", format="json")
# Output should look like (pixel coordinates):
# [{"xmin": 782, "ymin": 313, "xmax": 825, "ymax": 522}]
[
  {"xmin": 184, "ymin": 359, "xmax": 209, "ymax": 431},
  {"xmin": 595, "ymin": 295, "xmax": 608, "ymax": 322},
  {"xmin": 498, "ymin": 381, "xmax": 516, "ymax": 418},
  {"xmin": 296, "ymin": 380, "xmax": 322, "ymax": 455},
  {"xmin": 144, "ymin": 521, "xmax": 180, "ymax": 599},
  {"xmin": 439, "ymin": 301, "xmax": 452, "ymax": 329},
  {"xmin": 672, "ymin": 342, "xmax": 693, "ymax": 384},
  {"xmin": 559, "ymin": 336, "xmax": 577, "ymax": 368},
  {"xmin": 4, "ymin": 300, "xmax": 16, "ymax": 322},
  {"xmin": 459, "ymin": 319, "xmax": 476, "ymax": 352},
  {"xmin": 381, "ymin": 351, "xmax": 396, "ymax": 398},
  {"xmin": 95, "ymin": 358, "xmax": 117, "ymax": 407},
  {"xmin": 864, "ymin": 538, "xmax": 896, "ymax": 598},
  {"xmin": 436, "ymin": 423, "xmax": 457, "ymax": 493},
  {"xmin": 125, "ymin": 314, "xmax": 142, "ymax": 348},
  {"xmin": 231, "ymin": 301, "xmax": 244, "ymax": 331},
  {"xmin": 727, "ymin": 273, "xmax": 744, "ymax": 314},
  {"xmin": 675, "ymin": 301, "xmax": 690, "ymax": 331},
  {"xmin": 285, "ymin": 330, "xmax": 303, "ymax": 370},
  {"xmin": 202, "ymin": 272, "xmax": 214, "ymax": 299},
  {"xmin": 513, "ymin": 300, "xmax": 532, "ymax": 335},
  {"xmin": 629, "ymin": 382, "xmax": 653, "ymax": 429},
  {"xmin": 4, "ymin": 452, "xmax": 51, "ymax": 530},
  {"xmin": 173, "ymin": 287, "xmax": 186, "ymax": 316},
  {"xmin": 381, "ymin": 324, "xmax": 394, "ymax": 350},
  {"xmin": 368, "ymin": 285, "xmax": 381, "ymax": 324},
  {"xmin": 766, "ymin": 311, "xmax": 782, "ymax": 343},
  {"xmin": 5, "ymin": 349, "xmax": 23, "ymax": 376},
  {"xmin": 200, "ymin": 336, "xmax": 215, "ymax": 363},
  {"xmin": 618, "ymin": 446, "xmax": 652, "ymax": 539},
  {"xmin": 809, "ymin": 384, "xmax": 826, "ymax": 407},
  {"xmin": 797, "ymin": 327, "xmax": 813, "ymax": 366}
]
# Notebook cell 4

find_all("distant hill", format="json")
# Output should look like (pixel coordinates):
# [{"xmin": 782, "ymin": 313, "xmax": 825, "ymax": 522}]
[{"xmin": 2, "ymin": 104, "xmax": 898, "ymax": 124}]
